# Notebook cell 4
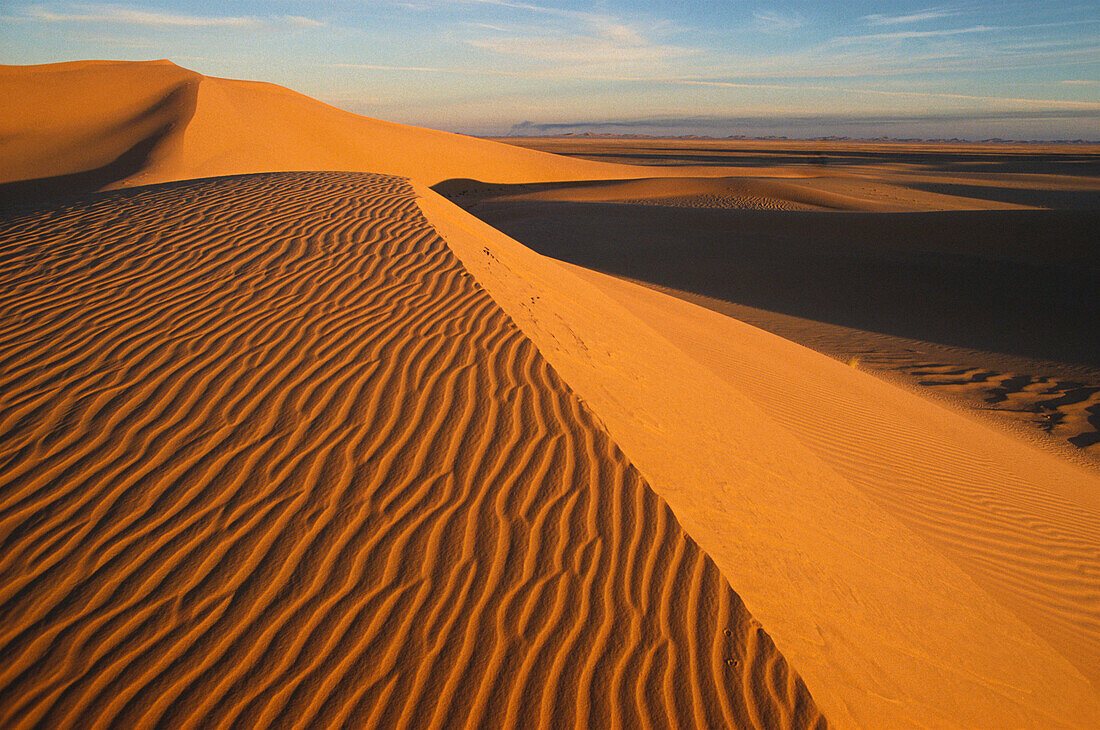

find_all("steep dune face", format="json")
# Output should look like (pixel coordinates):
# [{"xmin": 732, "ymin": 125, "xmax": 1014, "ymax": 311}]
[
  {"xmin": 0, "ymin": 172, "xmax": 824, "ymax": 728},
  {"xmin": 0, "ymin": 60, "xmax": 629, "ymax": 199},
  {"xmin": 163, "ymin": 76, "xmax": 626, "ymax": 188},
  {"xmin": 0, "ymin": 61, "xmax": 200, "ymax": 198}
]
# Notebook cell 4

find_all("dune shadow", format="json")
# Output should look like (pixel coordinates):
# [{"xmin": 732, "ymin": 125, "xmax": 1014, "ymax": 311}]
[
  {"xmin": 903, "ymin": 181, "xmax": 1100, "ymax": 210},
  {"xmin": 0, "ymin": 81, "xmax": 197, "ymax": 207},
  {"xmin": 0, "ymin": 133, "xmax": 168, "ymax": 206},
  {"xmin": 440, "ymin": 192, "xmax": 1100, "ymax": 368}
]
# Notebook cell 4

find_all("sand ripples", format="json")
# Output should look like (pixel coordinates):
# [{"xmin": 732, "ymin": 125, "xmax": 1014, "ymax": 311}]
[{"xmin": 0, "ymin": 172, "xmax": 823, "ymax": 728}]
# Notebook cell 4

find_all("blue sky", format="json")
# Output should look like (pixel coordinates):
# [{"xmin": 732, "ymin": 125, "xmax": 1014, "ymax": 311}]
[{"xmin": 3, "ymin": 1, "xmax": 1098, "ymax": 138}]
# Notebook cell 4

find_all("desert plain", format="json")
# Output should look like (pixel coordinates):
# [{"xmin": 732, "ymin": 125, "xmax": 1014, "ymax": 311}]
[{"xmin": 0, "ymin": 59, "xmax": 1099, "ymax": 729}]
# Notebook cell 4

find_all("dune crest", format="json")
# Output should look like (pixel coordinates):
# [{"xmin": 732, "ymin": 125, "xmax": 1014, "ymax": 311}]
[{"xmin": 0, "ymin": 172, "xmax": 824, "ymax": 728}]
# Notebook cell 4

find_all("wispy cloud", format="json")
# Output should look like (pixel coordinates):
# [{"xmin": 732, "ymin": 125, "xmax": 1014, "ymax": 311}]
[
  {"xmin": 17, "ymin": 4, "xmax": 324, "ymax": 28},
  {"xmin": 754, "ymin": 10, "xmax": 806, "ymax": 33},
  {"xmin": 328, "ymin": 62, "xmax": 1100, "ymax": 112},
  {"xmin": 409, "ymin": 0, "xmax": 658, "ymax": 37},
  {"xmin": 863, "ymin": 8, "xmax": 962, "ymax": 26},
  {"xmin": 400, "ymin": 0, "xmax": 693, "ymax": 66},
  {"xmin": 461, "ymin": 0, "xmax": 639, "ymax": 30},
  {"xmin": 467, "ymin": 35, "xmax": 687, "ymax": 63},
  {"xmin": 285, "ymin": 16, "xmax": 325, "ymax": 28},
  {"xmin": 329, "ymin": 62, "xmax": 525, "ymax": 78},
  {"xmin": 679, "ymin": 78, "xmax": 1100, "ymax": 109},
  {"xmin": 841, "ymin": 18, "xmax": 1100, "ymax": 45},
  {"xmin": 841, "ymin": 25, "xmax": 995, "ymax": 42}
]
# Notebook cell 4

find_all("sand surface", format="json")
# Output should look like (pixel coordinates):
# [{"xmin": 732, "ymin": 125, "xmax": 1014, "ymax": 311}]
[
  {"xmin": 420, "ymin": 188, "xmax": 1100, "ymax": 728},
  {"xmin": 3, "ymin": 60, "xmax": 1100, "ymax": 728},
  {"xmin": 444, "ymin": 180, "xmax": 1100, "ymax": 460},
  {"xmin": 619, "ymin": 287, "xmax": 1100, "ymax": 464},
  {"xmin": 1, "ymin": 61, "xmax": 747, "ymax": 203},
  {"xmin": 0, "ymin": 171, "xmax": 824, "ymax": 728}
]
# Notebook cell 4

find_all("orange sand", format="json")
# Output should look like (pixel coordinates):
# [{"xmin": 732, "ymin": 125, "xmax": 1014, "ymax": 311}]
[
  {"xmin": 0, "ymin": 172, "xmax": 822, "ymax": 728},
  {"xmin": 2, "ymin": 59, "xmax": 1099, "ymax": 728}
]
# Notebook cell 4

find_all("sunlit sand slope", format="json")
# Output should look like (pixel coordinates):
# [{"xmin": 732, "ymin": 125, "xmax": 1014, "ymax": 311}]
[
  {"xmin": 0, "ymin": 172, "xmax": 824, "ymax": 728},
  {"xmin": 418, "ymin": 188, "xmax": 1100, "ymax": 728},
  {"xmin": 572, "ymin": 266, "xmax": 1100, "ymax": 689},
  {"xmin": 0, "ymin": 60, "xmax": 644, "ymax": 199}
]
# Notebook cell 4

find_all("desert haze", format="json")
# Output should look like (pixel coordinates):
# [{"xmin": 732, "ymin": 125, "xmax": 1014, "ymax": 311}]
[{"xmin": 1, "ymin": 59, "xmax": 1099, "ymax": 729}]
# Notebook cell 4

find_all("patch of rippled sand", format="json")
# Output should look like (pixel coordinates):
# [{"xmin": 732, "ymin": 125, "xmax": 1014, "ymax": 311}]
[{"xmin": 0, "ymin": 172, "xmax": 824, "ymax": 728}]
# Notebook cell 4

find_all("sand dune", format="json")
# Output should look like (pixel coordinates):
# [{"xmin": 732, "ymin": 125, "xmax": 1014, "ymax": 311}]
[
  {"xmin": 495, "ymin": 136, "xmax": 1100, "ymax": 176},
  {"xmin": 897, "ymin": 362, "xmax": 1099, "ymax": 450},
  {"xmin": 419, "ymin": 188, "xmax": 1100, "ymax": 728},
  {"xmin": 564, "ymin": 265, "xmax": 1100, "ymax": 685},
  {"xmin": 0, "ymin": 171, "xmax": 824, "ymax": 728},
  {"xmin": 452, "ymin": 195, "xmax": 1100, "ymax": 452},
  {"xmin": 3, "ymin": 59, "xmax": 1100, "ymax": 729},
  {"xmin": 0, "ymin": 61, "xmax": 196, "ymax": 189},
  {"xmin": 1, "ymin": 60, "xmax": 686, "ymax": 202},
  {"xmin": 436, "ymin": 174, "xmax": 1034, "ymax": 212},
  {"xmin": 494, "ymin": 136, "xmax": 1100, "ymax": 210},
  {"xmin": 622, "ymin": 291, "xmax": 1100, "ymax": 463}
]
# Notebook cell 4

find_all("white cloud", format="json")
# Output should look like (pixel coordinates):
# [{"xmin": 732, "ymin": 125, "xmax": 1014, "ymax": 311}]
[
  {"xmin": 286, "ymin": 16, "xmax": 325, "ymax": 28},
  {"xmin": 330, "ymin": 62, "xmax": 524, "ymax": 77},
  {"xmin": 677, "ymin": 78, "xmax": 1100, "ymax": 109},
  {"xmin": 839, "ymin": 25, "xmax": 995, "ymax": 42},
  {"xmin": 863, "ymin": 8, "xmax": 961, "ymax": 26},
  {"xmin": 467, "ymin": 35, "xmax": 688, "ymax": 64},
  {"xmin": 451, "ymin": 1, "xmax": 690, "ymax": 66},
  {"xmin": 754, "ymin": 10, "xmax": 805, "ymax": 33},
  {"xmin": 19, "ymin": 4, "xmax": 324, "ymax": 29}
]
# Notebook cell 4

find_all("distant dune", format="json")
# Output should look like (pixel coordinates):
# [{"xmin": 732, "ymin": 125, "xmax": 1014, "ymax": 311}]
[
  {"xmin": 0, "ymin": 60, "xmax": 632, "ymax": 200},
  {"xmin": 2, "ymin": 60, "xmax": 1099, "ymax": 729}
]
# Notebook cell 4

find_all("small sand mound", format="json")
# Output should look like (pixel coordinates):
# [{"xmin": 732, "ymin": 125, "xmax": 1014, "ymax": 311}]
[
  {"xmin": 619, "ymin": 193, "xmax": 816, "ymax": 210},
  {"xmin": 0, "ymin": 172, "xmax": 825, "ymax": 728}
]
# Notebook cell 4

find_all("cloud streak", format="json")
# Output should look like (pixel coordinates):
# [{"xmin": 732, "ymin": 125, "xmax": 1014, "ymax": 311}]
[
  {"xmin": 329, "ymin": 62, "xmax": 525, "ymax": 78},
  {"xmin": 840, "ymin": 25, "xmax": 996, "ymax": 42},
  {"xmin": 330, "ymin": 63, "xmax": 1100, "ymax": 113},
  {"xmin": 17, "ymin": 4, "xmax": 323, "ymax": 28},
  {"xmin": 754, "ymin": 10, "xmax": 805, "ymax": 33},
  {"xmin": 679, "ymin": 79, "xmax": 1100, "ymax": 109},
  {"xmin": 863, "ymin": 8, "xmax": 962, "ymax": 26},
  {"xmin": 466, "ymin": 35, "xmax": 688, "ymax": 63},
  {"xmin": 403, "ymin": 0, "xmax": 694, "ymax": 67}
]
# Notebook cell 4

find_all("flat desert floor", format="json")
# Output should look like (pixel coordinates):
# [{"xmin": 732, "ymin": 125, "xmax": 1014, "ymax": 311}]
[{"xmin": 1, "ymin": 61, "xmax": 1099, "ymax": 729}]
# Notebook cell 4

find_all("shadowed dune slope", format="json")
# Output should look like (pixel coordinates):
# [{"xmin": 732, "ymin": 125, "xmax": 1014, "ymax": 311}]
[
  {"xmin": 452, "ymin": 199, "xmax": 1099, "ymax": 368},
  {"xmin": 0, "ymin": 60, "xmax": 652, "ymax": 201},
  {"xmin": 0, "ymin": 61, "xmax": 200, "ymax": 200},
  {"xmin": 0, "ymin": 172, "xmax": 825, "ymax": 729}
]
